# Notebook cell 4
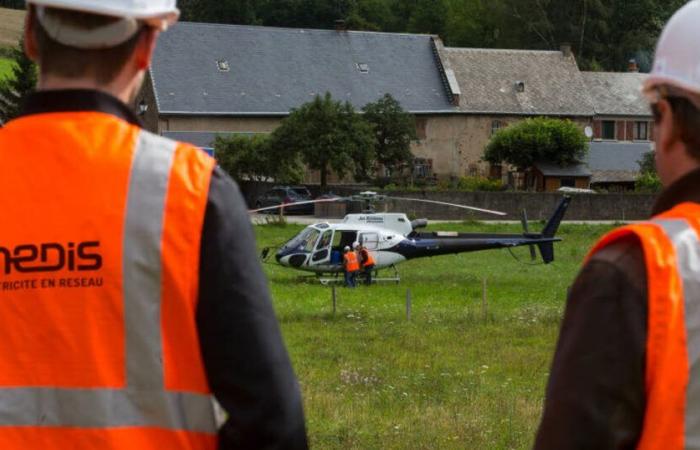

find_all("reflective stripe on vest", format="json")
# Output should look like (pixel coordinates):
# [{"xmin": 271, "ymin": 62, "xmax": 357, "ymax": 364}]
[
  {"xmin": 0, "ymin": 130, "xmax": 216, "ymax": 434},
  {"xmin": 589, "ymin": 203, "xmax": 700, "ymax": 450}
]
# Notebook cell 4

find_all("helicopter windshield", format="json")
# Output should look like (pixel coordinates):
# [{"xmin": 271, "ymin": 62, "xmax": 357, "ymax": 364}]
[{"xmin": 284, "ymin": 227, "xmax": 321, "ymax": 253}]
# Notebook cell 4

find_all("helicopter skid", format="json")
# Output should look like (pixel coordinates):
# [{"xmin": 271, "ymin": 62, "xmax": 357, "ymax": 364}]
[{"xmin": 317, "ymin": 265, "xmax": 401, "ymax": 285}]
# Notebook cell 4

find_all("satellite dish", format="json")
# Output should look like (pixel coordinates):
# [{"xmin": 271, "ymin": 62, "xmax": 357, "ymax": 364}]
[{"xmin": 584, "ymin": 126, "xmax": 594, "ymax": 139}]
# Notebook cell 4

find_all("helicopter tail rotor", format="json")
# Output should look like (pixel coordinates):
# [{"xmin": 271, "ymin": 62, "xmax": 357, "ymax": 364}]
[{"xmin": 536, "ymin": 196, "xmax": 573, "ymax": 264}]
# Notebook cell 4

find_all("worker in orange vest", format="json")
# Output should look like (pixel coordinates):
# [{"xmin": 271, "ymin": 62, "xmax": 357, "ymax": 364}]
[
  {"xmin": 355, "ymin": 242, "xmax": 376, "ymax": 285},
  {"xmin": 0, "ymin": 1, "xmax": 307, "ymax": 449},
  {"xmin": 536, "ymin": 2, "xmax": 700, "ymax": 449},
  {"xmin": 343, "ymin": 246, "xmax": 360, "ymax": 288}
]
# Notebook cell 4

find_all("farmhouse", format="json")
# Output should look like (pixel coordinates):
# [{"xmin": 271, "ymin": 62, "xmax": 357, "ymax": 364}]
[
  {"xmin": 582, "ymin": 69, "xmax": 653, "ymax": 142},
  {"xmin": 433, "ymin": 43, "xmax": 595, "ymax": 180},
  {"xmin": 139, "ymin": 22, "xmax": 650, "ymax": 184},
  {"xmin": 137, "ymin": 22, "xmax": 459, "ymax": 182}
]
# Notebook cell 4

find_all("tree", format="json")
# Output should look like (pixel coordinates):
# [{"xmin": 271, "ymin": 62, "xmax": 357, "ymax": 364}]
[
  {"xmin": 0, "ymin": 40, "xmax": 37, "ymax": 124},
  {"xmin": 270, "ymin": 93, "xmax": 376, "ymax": 191},
  {"xmin": 635, "ymin": 150, "xmax": 662, "ymax": 192},
  {"xmin": 362, "ymin": 94, "xmax": 416, "ymax": 175},
  {"xmin": 215, "ymin": 134, "xmax": 303, "ymax": 183},
  {"xmin": 0, "ymin": 0, "xmax": 23, "ymax": 9},
  {"xmin": 180, "ymin": 0, "xmax": 258, "ymax": 24},
  {"xmin": 484, "ymin": 117, "xmax": 588, "ymax": 171}
]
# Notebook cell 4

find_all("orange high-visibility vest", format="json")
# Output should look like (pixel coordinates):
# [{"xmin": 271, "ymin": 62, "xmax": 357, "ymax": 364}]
[
  {"xmin": 0, "ymin": 112, "xmax": 217, "ymax": 449},
  {"xmin": 588, "ymin": 202, "xmax": 700, "ymax": 450},
  {"xmin": 361, "ymin": 249, "xmax": 375, "ymax": 267},
  {"xmin": 344, "ymin": 252, "xmax": 360, "ymax": 272}
]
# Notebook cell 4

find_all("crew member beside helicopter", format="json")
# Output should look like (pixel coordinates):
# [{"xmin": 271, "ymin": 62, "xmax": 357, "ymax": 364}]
[
  {"xmin": 355, "ymin": 242, "xmax": 376, "ymax": 285},
  {"xmin": 343, "ymin": 246, "xmax": 360, "ymax": 288}
]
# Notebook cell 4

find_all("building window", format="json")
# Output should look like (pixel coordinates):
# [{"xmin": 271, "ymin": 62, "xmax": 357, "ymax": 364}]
[
  {"xmin": 491, "ymin": 120, "xmax": 502, "ymax": 136},
  {"xmin": 602, "ymin": 121, "xmax": 616, "ymax": 140},
  {"xmin": 413, "ymin": 158, "xmax": 433, "ymax": 178},
  {"xmin": 216, "ymin": 60, "xmax": 230, "ymax": 72},
  {"xmin": 560, "ymin": 177, "xmax": 576, "ymax": 188},
  {"xmin": 634, "ymin": 121, "xmax": 649, "ymax": 141},
  {"xmin": 357, "ymin": 63, "xmax": 370, "ymax": 74}
]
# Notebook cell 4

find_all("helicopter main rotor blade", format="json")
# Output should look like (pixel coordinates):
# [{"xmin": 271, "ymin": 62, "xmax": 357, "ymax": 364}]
[
  {"xmin": 384, "ymin": 196, "xmax": 507, "ymax": 217},
  {"xmin": 249, "ymin": 198, "xmax": 345, "ymax": 214}
]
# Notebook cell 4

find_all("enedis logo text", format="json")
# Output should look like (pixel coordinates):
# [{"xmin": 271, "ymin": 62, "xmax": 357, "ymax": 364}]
[{"xmin": 0, "ymin": 242, "xmax": 103, "ymax": 275}]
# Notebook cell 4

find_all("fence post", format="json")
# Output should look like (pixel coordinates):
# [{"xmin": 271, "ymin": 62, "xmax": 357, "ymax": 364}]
[
  {"xmin": 332, "ymin": 285, "xmax": 337, "ymax": 316},
  {"xmin": 406, "ymin": 289, "xmax": 412, "ymax": 321},
  {"xmin": 482, "ymin": 277, "xmax": 488, "ymax": 322}
]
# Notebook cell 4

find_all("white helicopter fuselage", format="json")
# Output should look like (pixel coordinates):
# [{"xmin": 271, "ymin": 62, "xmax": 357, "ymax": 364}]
[{"xmin": 275, "ymin": 214, "xmax": 413, "ymax": 274}]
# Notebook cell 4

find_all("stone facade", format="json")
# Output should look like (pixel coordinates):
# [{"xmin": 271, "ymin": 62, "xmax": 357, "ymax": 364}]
[
  {"xmin": 412, "ymin": 114, "xmax": 593, "ymax": 179},
  {"xmin": 138, "ymin": 71, "xmax": 595, "ymax": 182}
]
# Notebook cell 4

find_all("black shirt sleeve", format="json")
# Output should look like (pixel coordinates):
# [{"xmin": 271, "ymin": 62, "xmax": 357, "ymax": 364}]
[
  {"xmin": 196, "ymin": 167, "xmax": 308, "ymax": 450},
  {"xmin": 534, "ymin": 236, "xmax": 647, "ymax": 450}
]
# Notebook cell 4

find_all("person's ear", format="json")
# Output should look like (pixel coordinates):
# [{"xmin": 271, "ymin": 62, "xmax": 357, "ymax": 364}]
[
  {"xmin": 133, "ymin": 27, "xmax": 159, "ymax": 71},
  {"xmin": 655, "ymin": 99, "xmax": 679, "ymax": 155},
  {"xmin": 24, "ymin": 6, "xmax": 39, "ymax": 62}
]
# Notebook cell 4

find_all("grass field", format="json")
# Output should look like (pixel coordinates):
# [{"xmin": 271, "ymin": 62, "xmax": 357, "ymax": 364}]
[
  {"xmin": 0, "ymin": 57, "xmax": 15, "ymax": 81},
  {"xmin": 254, "ymin": 221, "xmax": 616, "ymax": 449}
]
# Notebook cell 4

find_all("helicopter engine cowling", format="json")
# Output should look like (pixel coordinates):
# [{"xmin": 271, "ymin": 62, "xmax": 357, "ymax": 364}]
[{"xmin": 411, "ymin": 219, "xmax": 429, "ymax": 231}]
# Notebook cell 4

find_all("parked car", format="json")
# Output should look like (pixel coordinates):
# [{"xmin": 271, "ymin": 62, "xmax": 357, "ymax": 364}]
[{"xmin": 255, "ymin": 186, "xmax": 315, "ymax": 215}]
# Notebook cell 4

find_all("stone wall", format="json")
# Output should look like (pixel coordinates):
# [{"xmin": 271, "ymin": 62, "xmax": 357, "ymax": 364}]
[{"xmin": 239, "ymin": 181, "xmax": 657, "ymax": 221}]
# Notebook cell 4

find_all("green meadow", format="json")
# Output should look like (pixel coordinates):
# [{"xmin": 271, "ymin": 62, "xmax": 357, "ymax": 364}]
[
  {"xmin": 0, "ymin": 58, "xmax": 14, "ymax": 81},
  {"xmin": 255, "ymin": 222, "xmax": 616, "ymax": 449}
]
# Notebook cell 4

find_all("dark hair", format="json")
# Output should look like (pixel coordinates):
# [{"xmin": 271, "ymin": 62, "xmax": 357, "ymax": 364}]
[
  {"xmin": 652, "ymin": 96, "xmax": 700, "ymax": 160},
  {"xmin": 32, "ymin": 6, "xmax": 144, "ymax": 84}
]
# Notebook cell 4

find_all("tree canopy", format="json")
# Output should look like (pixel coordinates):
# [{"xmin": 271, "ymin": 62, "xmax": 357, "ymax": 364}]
[
  {"xmin": 177, "ymin": 0, "xmax": 688, "ymax": 72},
  {"xmin": 270, "ymin": 92, "xmax": 375, "ymax": 190},
  {"xmin": 484, "ymin": 117, "xmax": 588, "ymax": 171},
  {"xmin": 215, "ymin": 133, "xmax": 304, "ymax": 183},
  {"xmin": 362, "ymin": 94, "xmax": 416, "ymax": 175}
]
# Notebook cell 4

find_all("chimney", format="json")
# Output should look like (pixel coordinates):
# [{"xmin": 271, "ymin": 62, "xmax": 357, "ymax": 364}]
[
  {"xmin": 560, "ymin": 43, "xmax": 572, "ymax": 58},
  {"xmin": 335, "ymin": 19, "xmax": 347, "ymax": 32},
  {"xmin": 628, "ymin": 58, "xmax": 640, "ymax": 73}
]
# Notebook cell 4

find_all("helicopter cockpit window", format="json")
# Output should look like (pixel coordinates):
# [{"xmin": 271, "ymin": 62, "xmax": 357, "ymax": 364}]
[
  {"xmin": 317, "ymin": 230, "xmax": 332, "ymax": 251},
  {"xmin": 312, "ymin": 230, "xmax": 333, "ymax": 263},
  {"xmin": 285, "ymin": 227, "xmax": 320, "ymax": 253}
]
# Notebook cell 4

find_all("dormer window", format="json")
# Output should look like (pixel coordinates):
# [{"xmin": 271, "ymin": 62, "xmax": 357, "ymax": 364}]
[
  {"xmin": 357, "ymin": 63, "xmax": 369, "ymax": 74},
  {"xmin": 515, "ymin": 81, "xmax": 525, "ymax": 93},
  {"xmin": 217, "ymin": 60, "xmax": 230, "ymax": 72}
]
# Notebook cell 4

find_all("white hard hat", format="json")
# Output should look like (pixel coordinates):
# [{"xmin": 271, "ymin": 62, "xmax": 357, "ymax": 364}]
[
  {"xmin": 353, "ymin": 242, "xmax": 361, "ymax": 249},
  {"xmin": 643, "ymin": 0, "xmax": 700, "ymax": 104},
  {"xmin": 27, "ymin": 0, "xmax": 179, "ymax": 49},
  {"xmin": 344, "ymin": 246, "xmax": 351, "ymax": 252}
]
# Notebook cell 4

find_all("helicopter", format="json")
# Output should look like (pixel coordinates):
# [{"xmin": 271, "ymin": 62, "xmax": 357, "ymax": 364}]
[{"xmin": 253, "ymin": 192, "xmax": 572, "ymax": 284}]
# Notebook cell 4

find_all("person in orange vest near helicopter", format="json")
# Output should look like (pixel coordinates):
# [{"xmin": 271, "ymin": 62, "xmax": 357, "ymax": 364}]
[
  {"xmin": 0, "ymin": 1, "xmax": 307, "ymax": 449},
  {"xmin": 355, "ymin": 242, "xmax": 376, "ymax": 285},
  {"xmin": 536, "ymin": 2, "xmax": 700, "ymax": 448},
  {"xmin": 343, "ymin": 246, "xmax": 360, "ymax": 288}
]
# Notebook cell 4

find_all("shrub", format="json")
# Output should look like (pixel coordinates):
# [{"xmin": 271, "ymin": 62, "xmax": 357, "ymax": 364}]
[
  {"xmin": 635, "ymin": 172, "xmax": 662, "ymax": 193},
  {"xmin": 484, "ymin": 117, "xmax": 588, "ymax": 171}
]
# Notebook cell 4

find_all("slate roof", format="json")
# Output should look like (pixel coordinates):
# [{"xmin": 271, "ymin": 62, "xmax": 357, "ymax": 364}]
[
  {"xmin": 442, "ymin": 48, "xmax": 595, "ymax": 116},
  {"xmin": 587, "ymin": 141, "xmax": 654, "ymax": 183},
  {"xmin": 162, "ymin": 131, "xmax": 260, "ymax": 148},
  {"xmin": 582, "ymin": 72, "xmax": 651, "ymax": 117},
  {"xmin": 535, "ymin": 162, "xmax": 592, "ymax": 177},
  {"xmin": 151, "ymin": 22, "xmax": 456, "ymax": 115}
]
